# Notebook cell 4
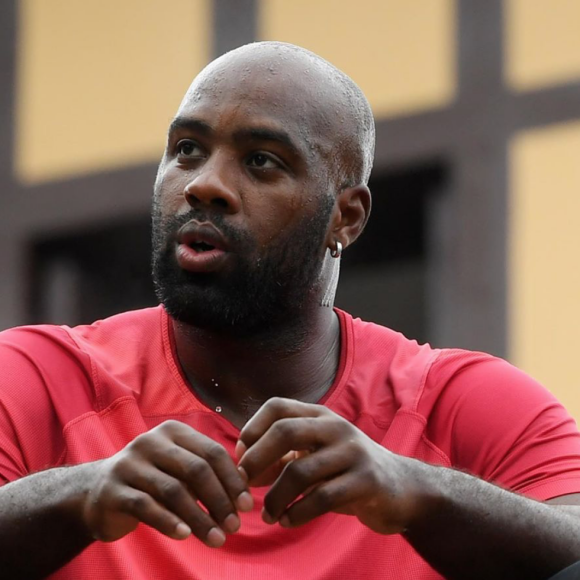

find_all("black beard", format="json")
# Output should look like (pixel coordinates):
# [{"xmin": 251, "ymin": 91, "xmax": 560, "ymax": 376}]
[{"xmin": 151, "ymin": 198, "xmax": 335, "ymax": 337}]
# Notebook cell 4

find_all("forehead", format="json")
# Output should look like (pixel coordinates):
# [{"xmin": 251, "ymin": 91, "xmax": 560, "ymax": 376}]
[{"xmin": 175, "ymin": 54, "xmax": 344, "ymax": 158}]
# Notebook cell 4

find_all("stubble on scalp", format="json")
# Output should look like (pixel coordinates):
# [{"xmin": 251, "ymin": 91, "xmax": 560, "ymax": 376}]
[{"xmin": 179, "ymin": 41, "xmax": 376, "ymax": 190}]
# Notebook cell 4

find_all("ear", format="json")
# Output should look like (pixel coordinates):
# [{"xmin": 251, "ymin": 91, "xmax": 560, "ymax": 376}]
[{"xmin": 326, "ymin": 184, "xmax": 371, "ymax": 252}]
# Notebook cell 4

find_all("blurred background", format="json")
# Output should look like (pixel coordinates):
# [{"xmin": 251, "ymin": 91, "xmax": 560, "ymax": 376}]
[{"xmin": 1, "ymin": 0, "xmax": 580, "ymax": 418}]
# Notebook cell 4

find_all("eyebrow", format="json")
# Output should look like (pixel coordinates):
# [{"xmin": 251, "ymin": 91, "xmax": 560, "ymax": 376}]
[
  {"xmin": 168, "ymin": 116, "xmax": 212, "ymax": 137},
  {"xmin": 168, "ymin": 117, "xmax": 303, "ymax": 158},
  {"xmin": 233, "ymin": 127, "xmax": 301, "ymax": 157}
]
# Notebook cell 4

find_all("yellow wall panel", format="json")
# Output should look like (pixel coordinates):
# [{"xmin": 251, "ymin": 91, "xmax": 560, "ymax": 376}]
[
  {"xmin": 16, "ymin": 0, "xmax": 210, "ymax": 184},
  {"xmin": 510, "ymin": 121, "xmax": 580, "ymax": 421},
  {"xmin": 260, "ymin": 0, "xmax": 456, "ymax": 118},
  {"xmin": 506, "ymin": 0, "xmax": 580, "ymax": 91}
]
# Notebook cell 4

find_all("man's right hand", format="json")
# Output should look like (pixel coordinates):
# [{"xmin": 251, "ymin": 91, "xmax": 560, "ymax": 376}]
[{"xmin": 80, "ymin": 420, "xmax": 253, "ymax": 547}]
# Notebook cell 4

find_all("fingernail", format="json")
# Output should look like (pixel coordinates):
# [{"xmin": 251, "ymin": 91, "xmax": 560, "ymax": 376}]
[
  {"xmin": 280, "ymin": 515, "xmax": 290, "ymax": 528},
  {"xmin": 223, "ymin": 513, "xmax": 240, "ymax": 534},
  {"xmin": 237, "ymin": 465, "xmax": 248, "ymax": 483},
  {"xmin": 262, "ymin": 507, "xmax": 277, "ymax": 525},
  {"xmin": 206, "ymin": 527, "xmax": 226, "ymax": 548},
  {"xmin": 236, "ymin": 491, "xmax": 254, "ymax": 512},
  {"xmin": 174, "ymin": 522, "xmax": 191, "ymax": 539},
  {"xmin": 235, "ymin": 440, "xmax": 247, "ymax": 459}
]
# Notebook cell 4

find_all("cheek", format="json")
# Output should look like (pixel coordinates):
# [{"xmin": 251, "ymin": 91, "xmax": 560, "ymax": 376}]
[
  {"xmin": 154, "ymin": 168, "xmax": 190, "ymax": 217},
  {"xmin": 252, "ymin": 199, "xmax": 300, "ymax": 245}
]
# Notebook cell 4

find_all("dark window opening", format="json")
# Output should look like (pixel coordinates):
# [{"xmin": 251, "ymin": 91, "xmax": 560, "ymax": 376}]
[
  {"xmin": 335, "ymin": 161, "xmax": 447, "ymax": 345},
  {"xmin": 30, "ymin": 218, "xmax": 156, "ymax": 326},
  {"xmin": 28, "ymin": 161, "xmax": 447, "ymax": 336}
]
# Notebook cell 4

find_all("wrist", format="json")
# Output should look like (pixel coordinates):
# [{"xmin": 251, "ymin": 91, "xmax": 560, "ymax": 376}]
[
  {"xmin": 51, "ymin": 463, "xmax": 100, "ymax": 544},
  {"xmin": 395, "ymin": 456, "xmax": 450, "ymax": 535}
]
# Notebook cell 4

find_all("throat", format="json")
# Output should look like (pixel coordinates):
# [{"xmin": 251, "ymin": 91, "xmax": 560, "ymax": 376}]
[{"xmin": 173, "ymin": 309, "xmax": 342, "ymax": 426}]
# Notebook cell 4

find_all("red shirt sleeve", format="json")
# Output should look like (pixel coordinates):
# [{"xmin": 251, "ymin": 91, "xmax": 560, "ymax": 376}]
[
  {"xmin": 425, "ymin": 352, "xmax": 580, "ymax": 501},
  {"xmin": 0, "ymin": 326, "xmax": 94, "ymax": 485}
]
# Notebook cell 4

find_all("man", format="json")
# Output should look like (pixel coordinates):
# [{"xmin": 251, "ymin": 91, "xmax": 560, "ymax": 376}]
[{"xmin": 1, "ymin": 41, "xmax": 580, "ymax": 580}]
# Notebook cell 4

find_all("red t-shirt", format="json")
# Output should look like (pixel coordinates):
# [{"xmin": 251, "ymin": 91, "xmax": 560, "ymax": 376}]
[{"xmin": 1, "ymin": 307, "xmax": 580, "ymax": 579}]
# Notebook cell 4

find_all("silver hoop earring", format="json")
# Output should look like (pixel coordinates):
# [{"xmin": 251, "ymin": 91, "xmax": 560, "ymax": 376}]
[{"xmin": 330, "ymin": 241, "xmax": 343, "ymax": 258}]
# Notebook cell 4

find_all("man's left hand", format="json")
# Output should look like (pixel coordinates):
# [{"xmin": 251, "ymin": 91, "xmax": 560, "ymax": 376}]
[{"xmin": 236, "ymin": 397, "xmax": 424, "ymax": 534}]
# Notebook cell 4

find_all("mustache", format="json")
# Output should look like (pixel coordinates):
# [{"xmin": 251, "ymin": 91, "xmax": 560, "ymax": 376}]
[{"xmin": 154, "ymin": 209, "xmax": 249, "ymax": 249}]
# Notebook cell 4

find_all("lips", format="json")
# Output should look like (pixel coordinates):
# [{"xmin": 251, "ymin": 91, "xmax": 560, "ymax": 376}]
[{"xmin": 175, "ymin": 221, "xmax": 229, "ymax": 273}]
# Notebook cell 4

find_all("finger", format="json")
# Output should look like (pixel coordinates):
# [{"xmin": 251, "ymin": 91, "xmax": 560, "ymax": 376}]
[
  {"xmin": 114, "ymin": 489, "xmax": 194, "ymax": 541},
  {"xmin": 239, "ymin": 417, "xmax": 336, "ymax": 484},
  {"xmin": 262, "ymin": 448, "xmax": 350, "ymax": 522},
  {"xmin": 170, "ymin": 430, "xmax": 253, "ymax": 513},
  {"xmin": 238, "ymin": 398, "xmax": 326, "ymax": 451},
  {"xmin": 248, "ymin": 451, "xmax": 302, "ymax": 488},
  {"xmin": 125, "ymin": 465, "xmax": 231, "ymax": 542},
  {"xmin": 151, "ymin": 448, "xmax": 242, "ymax": 532},
  {"xmin": 278, "ymin": 473, "xmax": 362, "ymax": 528}
]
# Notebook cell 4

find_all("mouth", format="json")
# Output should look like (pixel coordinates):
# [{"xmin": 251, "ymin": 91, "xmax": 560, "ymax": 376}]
[
  {"xmin": 175, "ymin": 221, "xmax": 230, "ymax": 273},
  {"xmin": 188, "ymin": 240, "xmax": 217, "ymax": 253}
]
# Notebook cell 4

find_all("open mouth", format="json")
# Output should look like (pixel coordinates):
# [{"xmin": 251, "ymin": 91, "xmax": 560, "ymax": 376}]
[{"xmin": 189, "ymin": 241, "xmax": 216, "ymax": 253}]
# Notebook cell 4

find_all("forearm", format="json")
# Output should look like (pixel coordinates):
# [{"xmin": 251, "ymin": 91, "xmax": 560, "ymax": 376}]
[
  {"xmin": 0, "ymin": 464, "xmax": 95, "ymax": 580},
  {"xmin": 403, "ymin": 460, "xmax": 580, "ymax": 580}
]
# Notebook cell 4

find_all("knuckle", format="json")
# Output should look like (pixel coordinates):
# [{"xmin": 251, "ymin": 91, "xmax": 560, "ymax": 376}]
[
  {"xmin": 268, "ymin": 397, "xmax": 288, "ymax": 413},
  {"xmin": 314, "ymin": 486, "xmax": 336, "ymax": 511},
  {"xmin": 204, "ymin": 442, "xmax": 228, "ymax": 463},
  {"xmin": 286, "ymin": 462, "xmax": 311, "ymax": 487},
  {"xmin": 127, "ymin": 433, "xmax": 148, "ymax": 453},
  {"xmin": 159, "ymin": 480, "xmax": 184, "ymax": 503},
  {"xmin": 327, "ymin": 415, "xmax": 350, "ymax": 435},
  {"xmin": 273, "ymin": 419, "xmax": 295, "ymax": 440},
  {"xmin": 156, "ymin": 419, "xmax": 181, "ymax": 435},
  {"xmin": 164, "ymin": 445, "xmax": 182, "ymax": 462},
  {"xmin": 123, "ymin": 492, "xmax": 147, "ymax": 514},
  {"xmin": 108, "ymin": 453, "xmax": 131, "ymax": 478},
  {"xmin": 184, "ymin": 457, "xmax": 211, "ymax": 481},
  {"xmin": 343, "ymin": 438, "xmax": 360, "ymax": 456}
]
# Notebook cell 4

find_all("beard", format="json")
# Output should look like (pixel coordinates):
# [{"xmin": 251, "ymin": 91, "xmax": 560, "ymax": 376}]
[{"xmin": 151, "ymin": 196, "xmax": 335, "ymax": 336}]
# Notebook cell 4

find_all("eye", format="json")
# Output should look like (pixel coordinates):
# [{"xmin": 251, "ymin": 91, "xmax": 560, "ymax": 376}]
[
  {"xmin": 176, "ymin": 139, "xmax": 204, "ymax": 158},
  {"xmin": 247, "ymin": 153, "xmax": 279, "ymax": 169}
]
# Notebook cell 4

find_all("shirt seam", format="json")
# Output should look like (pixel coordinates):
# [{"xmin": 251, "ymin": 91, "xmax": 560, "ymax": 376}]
[
  {"xmin": 412, "ymin": 348, "xmax": 444, "ymax": 414},
  {"xmin": 61, "ymin": 395, "xmax": 137, "ymax": 436},
  {"xmin": 518, "ymin": 474, "xmax": 580, "ymax": 494},
  {"xmin": 319, "ymin": 308, "xmax": 354, "ymax": 409},
  {"xmin": 160, "ymin": 308, "xmax": 209, "ymax": 411},
  {"xmin": 420, "ymin": 433, "xmax": 452, "ymax": 466},
  {"xmin": 52, "ymin": 396, "xmax": 137, "ymax": 469},
  {"xmin": 59, "ymin": 325, "xmax": 105, "ymax": 412}
]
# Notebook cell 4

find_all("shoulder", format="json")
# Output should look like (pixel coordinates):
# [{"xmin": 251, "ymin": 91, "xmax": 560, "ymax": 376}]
[
  {"xmin": 424, "ymin": 350, "xmax": 580, "ymax": 497},
  {"xmin": 422, "ymin": 349, "xmax": 562, "ymax": 420},
  {"xmin": 65, "ymin": 306, "xmax": 164, "ymax": 349},
  {"xmin": 0, "ymin": 307, "xmax": 164, "ymax": 414},
  {"xmin": 345, "ymin": 311, "xmax": 438, "ymax": 367},
  {"xmin": 334, "ymin": 310, "xmax": 442, "ymax": 422},
  {"xmin": 0, "ymin": 323, "xmax": 88, "ymax": 395}
]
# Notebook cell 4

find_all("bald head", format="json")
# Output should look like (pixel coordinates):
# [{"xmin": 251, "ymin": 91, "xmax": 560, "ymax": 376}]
[{"xmin": 178, "ymin": 41, "xmax": 375, "ymax": 190}]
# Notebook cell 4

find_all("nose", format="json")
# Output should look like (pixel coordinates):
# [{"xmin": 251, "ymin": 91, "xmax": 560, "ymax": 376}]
[{"xmin": 183, "ymin": 154, "xmax": 241, "ymax": 214}]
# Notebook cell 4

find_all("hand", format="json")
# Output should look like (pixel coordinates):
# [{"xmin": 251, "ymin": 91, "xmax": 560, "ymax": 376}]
[
  {"xmin": 237, "ymin": 398, "xmax": 424, "ymax": 534},
  {"xmin": 81, "ymin": 420, "xmax": 253, "ymax": 547}
]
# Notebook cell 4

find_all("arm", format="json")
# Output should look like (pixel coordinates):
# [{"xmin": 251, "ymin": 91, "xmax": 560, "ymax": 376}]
[
  {"xmin": 237, "ymin": 398, "xmax": 580, "ymax": 580},
  {"xmin": 0, "ymin": 420, "xmax": 252, "ymax": 580}
]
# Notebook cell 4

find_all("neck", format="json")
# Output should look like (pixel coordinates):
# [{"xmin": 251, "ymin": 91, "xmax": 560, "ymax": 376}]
[{"xmin": 172, "ymin": 306, "xmax": 341, "ymax": 428}]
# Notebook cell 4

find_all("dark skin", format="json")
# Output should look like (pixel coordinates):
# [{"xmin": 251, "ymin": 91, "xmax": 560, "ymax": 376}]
[
  {"xmin": 1, "ymin": 44, "xmax": 580, "ymax": 580},
  {"xmin": 158, "ymin": 50, "xmax": 367, "ymax": 427}
]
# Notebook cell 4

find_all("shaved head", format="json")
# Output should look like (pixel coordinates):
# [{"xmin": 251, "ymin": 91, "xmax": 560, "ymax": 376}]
[
  {"xmin": 153, "ymin": 42, "xmax": 374, "ymax": 334},
  {"xmin": 178, "ymin": 41, "xmax": 375, "ymax": 191}
]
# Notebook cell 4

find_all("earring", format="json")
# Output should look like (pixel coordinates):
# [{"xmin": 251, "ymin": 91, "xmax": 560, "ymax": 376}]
[{"xmin": 330, "ymin": 241, "xmax": 343, "ymax": 258}]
